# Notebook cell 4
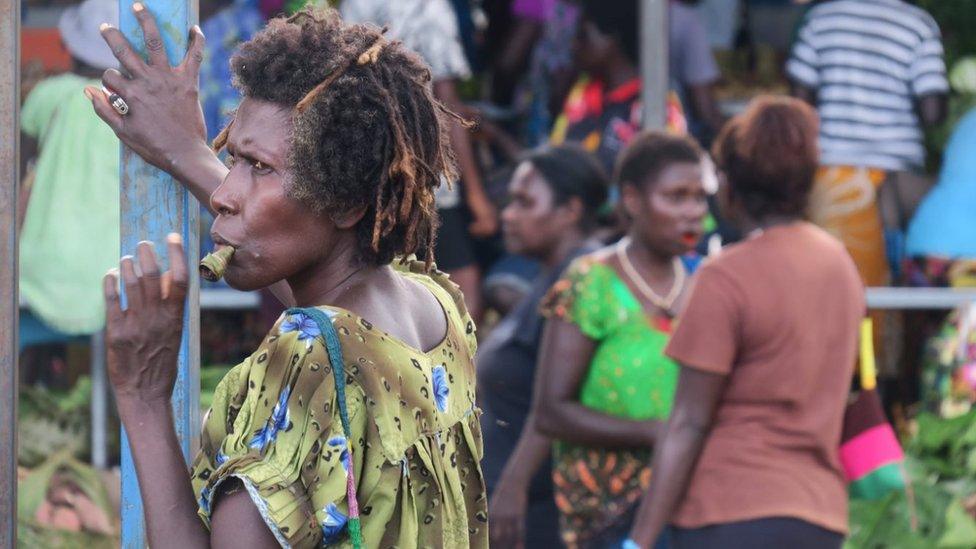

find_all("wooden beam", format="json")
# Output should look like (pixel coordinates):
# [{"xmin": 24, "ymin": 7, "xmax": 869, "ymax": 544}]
[
  {"xmin": 0, "ymin": 0, "xmax": 19, "ymax": 543},
  {"xmin": 118, "ymin": 0, "xmax": 199, "ymax": 546}
]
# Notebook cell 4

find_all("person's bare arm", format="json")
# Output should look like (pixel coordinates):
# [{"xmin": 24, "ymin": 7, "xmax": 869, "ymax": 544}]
[
  {"xmin": 86, "ymin": 4, "xmax": 295, "ymax": 308},
  {"xmin": 85, "ymin": 8, "xmax": 225, "ymax": 210},
  {"xmin": 19, "ymin": 132, "xmax": 37, "ymax": 181},
  {"xmin": 533, "ymin": 318, "xmax": 659, "ymax": 448},
  {"xmin": 210, "ymin": 481, "xmax": 281, "ymax": 549},
  {"xmin": 489, "ymin": 414, "xmax": 551, "ymax": 549},
  {"xmin": 626, "ymin": 367, "xmax": 726, "ymax": 548},
  {"xmin": 433, "ymin": 79, "xmax": 498, "ymax": 238},
  {"xmin": 107, "ymin": 237, "xmax": 276, "ymax": 548},
  {"xmin": 791, "ymin": 81, "xmax": 817, "ymax": 106},
  {"xmin": 687, "ymin": 82, "xmax": 727, "ymax": 137},
  {"xmin": 917, "ymin": 93, "xmax": 948, "ymax": 128},
  {"xmin": 491, "ymin": 18, "xmax": 542, "ymax": 105},
  {"xmin": 17, "ymin": 132, "xmax": 37, "ymax": 231}
]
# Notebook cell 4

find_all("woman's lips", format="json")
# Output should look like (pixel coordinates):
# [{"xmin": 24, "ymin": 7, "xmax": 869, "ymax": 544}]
[
  {"xmin": 681, "ymin": 232, "xmax": 701, "ymax": 248},
  {"xmin": 210, "ymin": 232, "xmax": 238, "ymax": 249}
]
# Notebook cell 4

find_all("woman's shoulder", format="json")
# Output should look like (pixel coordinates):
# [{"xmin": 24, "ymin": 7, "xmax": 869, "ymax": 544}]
[
  {"xmin": 394, "ymin": 258, "xmax": 476, "ymax": 338},
  {"xmin": 564, "ymin": 246, "xmax": 619, "ymax": 277}
]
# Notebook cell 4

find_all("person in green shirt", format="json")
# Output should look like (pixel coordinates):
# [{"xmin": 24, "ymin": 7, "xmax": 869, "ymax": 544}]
[
  {"xmin": 532, "ymin": 132, "xmax": 709, "ymax": 548},
  {"xmin": 19, "ymin": 0, "xmax": 120, "ymax": 341},
  {"xmin": 87, "ymin": 6, "xmax": 488, "ymax": 547}
]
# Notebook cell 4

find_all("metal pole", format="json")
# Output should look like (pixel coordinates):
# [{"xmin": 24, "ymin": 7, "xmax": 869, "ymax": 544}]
[
  {"xmin": 640, "ymin": 0, "xmax": 669, "ymax": 129},
  {"xmin": 866, "ymin": 287, "xmax": 976, "ymax": 310},
  {"xmin": 91, "ymin": 330, "xmax": 107, "ymax": 469},
  {"xmin": 0, "ymin": 0, "xmax": 19, "ymax": 543},
  {"xmin": 118, "ymin": 0, "xmax": 199, "ymax": 546}
]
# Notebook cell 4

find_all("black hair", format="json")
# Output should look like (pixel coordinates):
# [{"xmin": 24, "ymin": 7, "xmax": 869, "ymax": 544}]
[
  {"xmin": 218, "ymin": 8, "xmax": 462, "ymax": 267},
  {"xmin": 523, "ymin": 144, "xmax": 609, "ymax": 230},
  {"xmin": 579, "ymin": 0, "xmax": 639, "ymax": 64},
  {"xmin": 615, "ymin": 131, "xmax": 704, "ymax": 189}
]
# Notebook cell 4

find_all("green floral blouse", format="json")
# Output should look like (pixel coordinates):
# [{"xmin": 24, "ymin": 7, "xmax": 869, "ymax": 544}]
[
  {"xmin": 543, "ymin": 256, "xmax": 680, "ymax": 547},
  {"xmin": 190, "ymin": 261, "xmax": 488, "ymax": 548}
]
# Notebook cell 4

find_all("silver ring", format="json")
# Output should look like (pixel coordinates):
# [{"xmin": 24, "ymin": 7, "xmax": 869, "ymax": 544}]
[
  {"xmin": 109, "ymin": 93, "xmax": 129, "ymax": 116},
  {"xmin": 102, "ymin": 87, "xmax": 129, "ymax": 116}
]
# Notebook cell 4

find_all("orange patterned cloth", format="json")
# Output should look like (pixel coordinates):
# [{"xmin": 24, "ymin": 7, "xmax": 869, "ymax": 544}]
[{"xmin": 807, "ymin": 166, "xmax": 890, "ymax": 287}]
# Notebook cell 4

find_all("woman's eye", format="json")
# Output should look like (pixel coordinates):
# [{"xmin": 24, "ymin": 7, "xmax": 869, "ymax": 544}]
[{"xmin": 252, "ymin": 160, "xmax": 272, "ymax": 174}]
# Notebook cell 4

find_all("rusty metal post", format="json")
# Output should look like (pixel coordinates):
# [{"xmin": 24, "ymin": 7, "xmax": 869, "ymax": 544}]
[
  {"xmin": 640, "ymin": 0, "xmax": 669, "ymax": 129},
  {"xmin": 118, "ymin": 0, "xmax": 199, "ymax": 546},
  {"xmin": 0, "ymin": 0, "xmax": 19, "ymax": 544}
]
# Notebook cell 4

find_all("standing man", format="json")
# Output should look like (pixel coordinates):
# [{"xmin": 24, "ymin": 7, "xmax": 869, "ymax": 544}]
[{"xmin": 786, "ymin": 0, "xmax": 948, "ymax": 288}]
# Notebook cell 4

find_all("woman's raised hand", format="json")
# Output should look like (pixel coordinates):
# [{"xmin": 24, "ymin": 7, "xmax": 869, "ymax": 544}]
[
  {"xmin": 85, "ymin": 2, "xmax": 210, "ymax": 178},
  {"xmin": 104, "ymin": 234, "xmax": 188, "ymax": 405}
]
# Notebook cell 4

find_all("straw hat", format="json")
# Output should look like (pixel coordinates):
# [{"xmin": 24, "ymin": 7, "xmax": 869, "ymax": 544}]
[{"xmin": 58, "ymin": 0, "xmax": 119, "ymax": 70}]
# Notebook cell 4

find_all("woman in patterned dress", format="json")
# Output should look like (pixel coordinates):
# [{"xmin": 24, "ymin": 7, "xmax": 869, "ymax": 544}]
[
  {"xmin": 89, "ymin": 7, "xmax": 487, "ymax": 548},
  {"xmin": 532, "ymin": 132, "xmax": 708, "ymax": 548}
]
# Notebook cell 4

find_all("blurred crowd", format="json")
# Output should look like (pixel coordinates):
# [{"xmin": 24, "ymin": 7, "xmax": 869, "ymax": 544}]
[{"xmin": 15, "ymin": 0, "xmax": 976, "ymax": 546}]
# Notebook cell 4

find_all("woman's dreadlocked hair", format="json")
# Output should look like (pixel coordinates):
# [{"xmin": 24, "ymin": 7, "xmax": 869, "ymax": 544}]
[{"xmin": 217, "ymin": 7, "xmax": 462, "ymax": 267}]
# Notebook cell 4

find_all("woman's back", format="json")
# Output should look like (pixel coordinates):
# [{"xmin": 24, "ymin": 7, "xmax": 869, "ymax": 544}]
[
  {"xmin": 665, "ymin": 222, "xmax": 864, "ymax": 534},
  {"xmin": 191, "ymin": 262, "xmax": 486, "ymax": 548}
]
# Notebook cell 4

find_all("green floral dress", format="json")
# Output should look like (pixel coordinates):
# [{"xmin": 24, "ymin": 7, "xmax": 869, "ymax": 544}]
[
  {"xmin": 543, "ymin": 256, "xmax": 680, "ymax": 547},
  {"xmin": 190, "ymin": 261, "xmax": 488, "ymax": 548}
]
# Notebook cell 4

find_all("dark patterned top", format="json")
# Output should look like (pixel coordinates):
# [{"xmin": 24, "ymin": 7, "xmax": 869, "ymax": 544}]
[{"xmin": 190, "ymin": 261, "xmax": 487, "ymax": 548}]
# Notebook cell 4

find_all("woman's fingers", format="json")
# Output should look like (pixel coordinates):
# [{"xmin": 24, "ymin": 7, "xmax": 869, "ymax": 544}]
[
  {"xmin": 101, "ymin": 68, "xmax": 131, "ymax": 97},
  {"xmin": 180, "ymin": 25, "xmax": 206, "ymax": 74},
  {"xmin": 103, "ymin": 269, "xmax": 124, "ymax": 326},
  {"xmin": 99, "ymin": 23, "xmax": 146, "ymax": 77},
  {"xmin": 132, "ymin": 3, "xmax": 168, "ymax": 68},
  {"xmin": 119, "ymin": 256, "xmax": 143, "ymax": 312},
  {"xmin": 137, "ymin": 241, "xmax": 162, "ymax": 304},
  {"xmin": 164, "ymin": 233, "xmax": 189, "ymax": 305},
  {"xmin": 84, "ymin": 86, "xmax": 124, "ymax": 134}
]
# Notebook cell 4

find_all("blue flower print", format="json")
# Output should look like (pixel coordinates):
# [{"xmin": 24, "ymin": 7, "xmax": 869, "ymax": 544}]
[
  {"xmin": 215, "ymin": 449, "xmax": 229, "ymax": 466},
  {"xmin": 199, "ymin": 485, "xmax": 212, "ymax": 515},
  {"xmin": 279, "ymin": 311, "xmax": 321, "ymax": 345},
  {"xmin": 328, "ymin": 435, "xmax": 351, "ymax": 473},
  {"xmin": 249, "ymin": 385, "xmax": 292, "ymax": 450},
  {"xmin": 432, "ymin": 365, "xmax": 450, "ymax": 413},
  {"xmin": 321, "ymin": 502, "xmax": 348, "ymax": 543}
]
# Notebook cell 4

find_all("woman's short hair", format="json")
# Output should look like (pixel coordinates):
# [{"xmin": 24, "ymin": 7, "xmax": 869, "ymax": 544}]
[
  {"xmin": 712, "ymin": 95, "xmax": 820, "ymax": 219},
  {"xmin": 221, "ymin": 8, "xmax": 459, "ymax": 266},
  {"xmin": 614, "ymin": 131, "xmax": 704, "ymax": 190},
  {"xmin": 522, "ymin": 144, "xmax": 609, "ymax": 230},
  {"xmin": 579, "ymin": 0, "xmax": 639, "ymax": 65}
]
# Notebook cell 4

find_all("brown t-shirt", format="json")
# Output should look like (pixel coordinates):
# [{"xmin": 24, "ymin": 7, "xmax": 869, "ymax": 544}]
[{"xmin": 665, "ymin": 222, "xmax": 864, "ymax": 534}]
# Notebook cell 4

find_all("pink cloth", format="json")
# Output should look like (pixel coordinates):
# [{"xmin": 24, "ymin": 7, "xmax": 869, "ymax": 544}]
[
  {"xmin": 839, "ymin": 424, "xmax": 905, "ymax": 482},
  {"xmin": 511, "ymin": 0, "xmax": 555, "ymax": 22}
]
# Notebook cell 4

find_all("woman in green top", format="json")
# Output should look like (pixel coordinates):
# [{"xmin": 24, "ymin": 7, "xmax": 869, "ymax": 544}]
[
  {"xmin": 90, "ymin": 7, "xmax": 486, "ymax": 548},
  {"xmin": 534, "ymin": 132, "xmax": 708, "ymax": 547}
]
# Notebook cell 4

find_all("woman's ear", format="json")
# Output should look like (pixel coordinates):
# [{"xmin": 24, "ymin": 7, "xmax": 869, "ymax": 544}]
[
  {"xmin": 620, "ymin": 182, "xmax": 641, "ymax": 219},
  {"xmin": 714, "ymin": 172, "xmax": 738, "ymax": 224},
  {"xmin": 558, "ymin": 196, "xmax": 585, "ymax": 228},
  {"xmin": 332, "ymin": 204, "xmax": 369, "ymax": 230}
]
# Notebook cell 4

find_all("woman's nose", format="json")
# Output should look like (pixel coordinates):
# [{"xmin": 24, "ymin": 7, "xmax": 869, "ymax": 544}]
[
  {"xmin": 209, "ymin": 175, "xmax": 241, "ymax": 217},
  {"xmin": 501, "ymin": 203, "xmax": 516, "ymax": 224}
]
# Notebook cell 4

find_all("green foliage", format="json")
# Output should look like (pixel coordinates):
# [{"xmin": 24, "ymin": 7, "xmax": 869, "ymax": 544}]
[
  {"xmin": 847, "ymin": 411, "xmax": 976, "ymax": 548},
  {"xmin": 917, "ymin": 1, "xmax": 976, "ymax": 70},
  {"xmin": 17, "ymin": 378, "xmax": 94, "ymax": 467},
  {"xmin": 200, "ymin": 365, "xmax": 234, "ymax": 411}
]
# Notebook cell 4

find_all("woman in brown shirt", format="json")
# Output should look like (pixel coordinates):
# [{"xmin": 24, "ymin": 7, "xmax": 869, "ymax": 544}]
[{"xmin": 625, "ymin": 96, "xmax": 864, "ymax": 549}]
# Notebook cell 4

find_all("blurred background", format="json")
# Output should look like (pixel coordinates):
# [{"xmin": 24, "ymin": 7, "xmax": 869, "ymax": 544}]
[{"xmin": 10, "ymin": 0, "xmax": 976, "ymax": 546}]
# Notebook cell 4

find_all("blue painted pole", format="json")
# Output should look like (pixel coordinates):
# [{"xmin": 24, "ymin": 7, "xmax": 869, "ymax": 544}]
[{"xmin": 118, "ymin": 1, "xmax": 199, "ymax": 546}]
